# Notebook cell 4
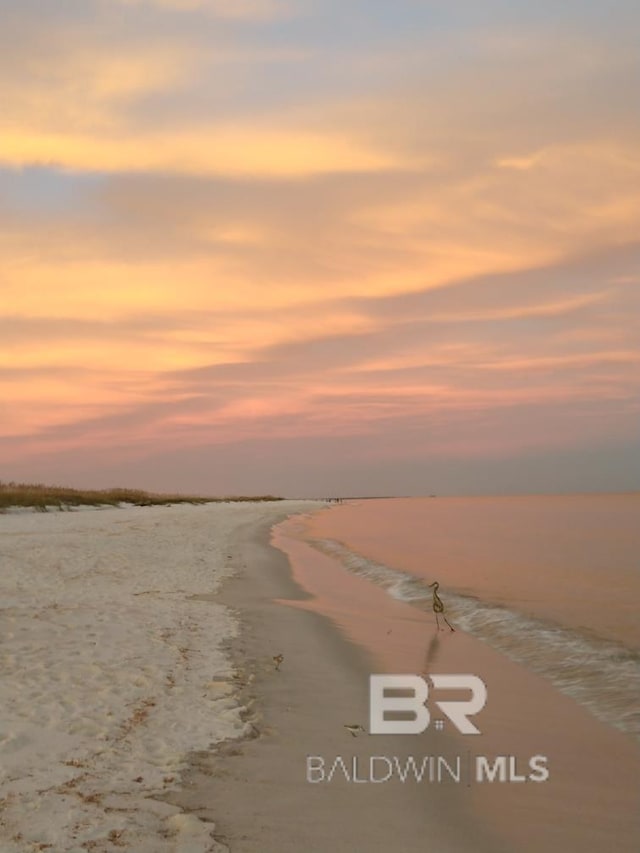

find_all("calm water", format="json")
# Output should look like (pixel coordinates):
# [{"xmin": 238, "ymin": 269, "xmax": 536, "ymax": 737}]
[{"xmin": 301, "ymin": 494, "xmax": 640, "ymax": 739}]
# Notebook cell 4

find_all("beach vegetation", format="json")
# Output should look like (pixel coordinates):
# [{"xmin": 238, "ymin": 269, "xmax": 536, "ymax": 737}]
[{"xmin": 0, "ymin": 480, "xmax": 282, "ymax": 511}]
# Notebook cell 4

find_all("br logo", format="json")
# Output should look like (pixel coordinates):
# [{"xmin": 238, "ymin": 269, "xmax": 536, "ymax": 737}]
[{"xmin": 369, "ymin": 674, "xmax": 487, "ymax": 735}]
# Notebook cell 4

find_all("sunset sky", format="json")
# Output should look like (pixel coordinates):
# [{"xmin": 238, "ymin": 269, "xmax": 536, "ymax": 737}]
[{"xmin": 2, "ymin": 0, "xmax": 639, "ymax": 497}]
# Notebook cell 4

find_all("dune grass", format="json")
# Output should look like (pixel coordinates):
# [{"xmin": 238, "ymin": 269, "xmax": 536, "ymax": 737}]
[{"xmin": 0, "ymin": 481, "xmax": 282, "ymax": 511}]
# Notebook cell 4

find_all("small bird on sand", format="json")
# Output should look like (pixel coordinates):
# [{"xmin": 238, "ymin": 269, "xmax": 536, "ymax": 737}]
[
  {"xmin": 344, "ymin": 724, "xmax": 366, "ymax": 737},
  {"xmin": 273, "ymin": 654, "xmax": 284, "ymax": 671},
  {"xmin": 428, "ymin": 581, "xmax": 455, "ymax": 632}
]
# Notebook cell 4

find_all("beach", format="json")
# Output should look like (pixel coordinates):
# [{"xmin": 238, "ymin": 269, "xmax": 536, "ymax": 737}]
[
  {"xmin": 0, "ymin": 500, "xmax": 322, "ymax": 852},
  {"xmin": 2, "ymin": 497, "xmax": 639, "ymax": 852}
]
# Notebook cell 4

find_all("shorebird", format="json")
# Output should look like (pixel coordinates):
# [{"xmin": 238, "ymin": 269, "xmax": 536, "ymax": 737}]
[
  {"xmin": 273, "ymin": 654, "xmax": 284, "ymax": 671},
  {"xmin": 344, "ymin": 724, "xmax": 366, "ymax": 737},
  {"xmin": 428, "ymin": 581, "xmax": 455, "ymax": 632}
]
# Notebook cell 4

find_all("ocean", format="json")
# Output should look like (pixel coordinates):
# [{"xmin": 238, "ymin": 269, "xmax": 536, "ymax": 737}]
[{"xmin": 293, "ymin": 494, "xmax": 640, "ymax": 740}]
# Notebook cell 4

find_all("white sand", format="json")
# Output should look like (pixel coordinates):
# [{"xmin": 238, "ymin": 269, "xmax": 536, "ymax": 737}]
[{"xmin": 0, "ymin": 500, "xmax": 322, "ymax": 853}]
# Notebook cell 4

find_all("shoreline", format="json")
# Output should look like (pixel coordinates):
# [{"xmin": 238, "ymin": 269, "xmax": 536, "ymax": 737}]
[
  {"xmin": 169, "ymin": 507, "xmax": 507, "ymax": 853},
  {"xmin": 170, "ymin": 505, "xmax": 640, "ymax": 852}
]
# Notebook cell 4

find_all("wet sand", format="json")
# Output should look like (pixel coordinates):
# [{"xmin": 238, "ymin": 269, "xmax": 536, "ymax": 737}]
[{"xmin": 170, "ymin": 511, "xmax": 507, "ymax": 852}]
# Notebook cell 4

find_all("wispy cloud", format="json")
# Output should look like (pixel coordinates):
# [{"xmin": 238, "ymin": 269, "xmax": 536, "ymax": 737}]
[{"xmin": 0, "ymin": 127, "xmax": 399, "ymax": 177}]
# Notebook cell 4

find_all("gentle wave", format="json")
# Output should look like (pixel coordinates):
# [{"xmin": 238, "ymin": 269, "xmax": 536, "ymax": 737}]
[{"xmin": 310, "ymin": 538, "xmax": 640, "ymax": 739}]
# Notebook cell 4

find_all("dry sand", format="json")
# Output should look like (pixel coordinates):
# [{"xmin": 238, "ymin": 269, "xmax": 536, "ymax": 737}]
[{"xmin": 0, "ymin": 500, "xmax": 322, "ymax": 853}]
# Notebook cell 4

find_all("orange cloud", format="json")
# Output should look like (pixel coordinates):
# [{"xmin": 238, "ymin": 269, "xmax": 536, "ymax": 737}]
[
  {"xmin": 0, "ymin": 126, "xmax": 400, "ymax": 177},
  {"xmin": 496, "ymin": 151, "xmax": 548, "ymax": 171},
  {"xmin": 473, "ymin": 351, "xmax": 640, "ymax": 373},
  {"xmin": 0, "ymin": 47, "xmax": 196, "ymax": 134}
]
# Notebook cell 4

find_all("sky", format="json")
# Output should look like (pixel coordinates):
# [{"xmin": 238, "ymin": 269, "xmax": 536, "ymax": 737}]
[{"xmin": 1, "ymin": 0, "xmax": 639, "ymax": 497}]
